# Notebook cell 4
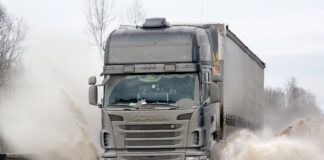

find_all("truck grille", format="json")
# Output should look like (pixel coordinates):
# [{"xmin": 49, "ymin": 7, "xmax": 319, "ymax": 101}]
[
  {"xmin": 120, "ymin": 124, "xmax": 181, "ymax": 130},
  {"xmin": 119, "ymin": 124, "xmax": 184, "ymax": 148},
  {"xmin": 126, "ymin": 132, "xmax": 181, "ymax": 138},
  {"xmin": 127, "ymin": 148, "xmax": 175, "ymax": 152},
  {"xmin": 121, "ymin": 155, "xmax": 181, "ymax": 160}
]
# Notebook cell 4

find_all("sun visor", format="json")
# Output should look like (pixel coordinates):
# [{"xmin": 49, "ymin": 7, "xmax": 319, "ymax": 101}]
[{"xmin": 105, "ymin": 29, "xmax": 196, "ymax": 65}]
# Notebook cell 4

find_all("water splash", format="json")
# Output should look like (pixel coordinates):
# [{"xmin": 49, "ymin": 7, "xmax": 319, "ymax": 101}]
[
  {"xmin": 217, "ymin": 117, "xmax": 324, "ymax": 160},
  {"xmin": 0, "ymin": 32, "xmax": 101, "ymax": 160}
]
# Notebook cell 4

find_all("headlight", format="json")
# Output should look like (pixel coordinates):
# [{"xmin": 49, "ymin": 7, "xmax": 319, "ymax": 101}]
[
  {"xmin": 185, "ymin": 157, "xmax": 200, "ymax": 160},
  {"xmin": 185, "ymin": 156, "xmax": 207, "ymax": 160}
]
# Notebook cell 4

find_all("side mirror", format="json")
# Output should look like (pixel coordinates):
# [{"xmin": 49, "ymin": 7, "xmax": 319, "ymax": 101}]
[
  {"xmin": 210, "ymin": 82, "xmax": 221, "ymax": 103},
  {"xmin": 212, "ymin": 74, "xmax": 222, "ymax": 82},
  {"xmin": 89, "ymin": 85, "xmax": 98, "ymax": 106},
  {"xmin": 88, "ymin": 76, "xmax": 97, "ymax": 85},
  {"xmin": 88, "ymin": 76, "xmax": 100, "ymax": 106}
]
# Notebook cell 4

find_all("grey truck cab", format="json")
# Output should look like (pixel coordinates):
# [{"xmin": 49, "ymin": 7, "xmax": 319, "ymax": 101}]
[{"xmin": 89, "ymin": 18, "xmax": 265, "ymax": 160}]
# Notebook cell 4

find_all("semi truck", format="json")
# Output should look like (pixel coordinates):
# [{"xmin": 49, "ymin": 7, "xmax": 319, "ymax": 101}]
[{"xmin": 88, "ymin": 18, "xmax": 265, "ymax": 160}]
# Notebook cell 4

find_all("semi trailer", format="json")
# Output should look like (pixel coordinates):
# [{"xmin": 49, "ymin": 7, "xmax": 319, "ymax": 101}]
[{"xmin": 88, "ymin": 18, "xmax": 265, "ymax": 160}]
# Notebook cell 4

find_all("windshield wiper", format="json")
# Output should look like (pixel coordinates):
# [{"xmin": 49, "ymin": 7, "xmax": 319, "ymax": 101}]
[
  {"xmin": 109, "ymin": 99, "xmax": 180, "ymax": 110},
  {"xmin": 105, "ymin": 103, "xmax": 129, "ymax": 107},
  {"xmin": 105, "ymin": 103, "xmax": 139, "ymax": 111},
  {"xmin": 141, "ymin": 102, "xmax": 180, "ymax": 109},
  {"xmin": 156, "ymin": 104, "xmax": 179, "ymax": 110},
  {"xmin": 128, "ymin": 99, "xmax": 180, "ymax": 109},
  {"xmin": 154, "ymin": 103, "xmax": 179, "ymax": 108}
]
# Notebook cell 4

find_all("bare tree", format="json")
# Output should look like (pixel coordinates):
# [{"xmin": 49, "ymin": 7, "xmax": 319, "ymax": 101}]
[
  {"xmin": 285, "ymin": 77, "xmax": 320, "ymax": 117},
  {"xmin": 0, "ymin": 3, "xmax": 25, "ymax": 152},
  {"xmin": 127, "ymin": 0, "xmax": 146, "ymax": 25},
  {"xmin": 85, "ymin": 0, "xmax": 115, "ymax": 57},
  {"xmin": 0, "ymin": 4, "xmax": 26, "ymax": 88}
]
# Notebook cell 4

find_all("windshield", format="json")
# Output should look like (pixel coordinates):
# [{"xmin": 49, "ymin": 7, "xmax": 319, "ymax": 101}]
[{"xmin": 104, "ymin": 73, "xmax": 199, "ymax": 107}]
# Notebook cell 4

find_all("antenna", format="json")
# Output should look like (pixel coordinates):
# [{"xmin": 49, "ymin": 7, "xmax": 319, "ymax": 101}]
[{"xmin": 200, "ymin": 0, "xmax": 205, "ymax": 23}]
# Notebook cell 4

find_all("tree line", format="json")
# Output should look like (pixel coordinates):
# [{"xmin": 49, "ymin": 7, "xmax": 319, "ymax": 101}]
[{"xmin": 264, "ymin": 77, "xmax": 321, "ymax": 130}]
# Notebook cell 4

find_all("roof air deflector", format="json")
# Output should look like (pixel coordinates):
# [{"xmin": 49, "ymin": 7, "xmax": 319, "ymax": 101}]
[{"xmin": 142, "ymin": 18, "xmax": 170, "ymax": 28}]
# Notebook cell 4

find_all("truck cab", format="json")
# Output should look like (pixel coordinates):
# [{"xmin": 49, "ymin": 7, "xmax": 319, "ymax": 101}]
[{"xmin": 89, "ymin": 18, "xmax": 265, "ymax": 160}]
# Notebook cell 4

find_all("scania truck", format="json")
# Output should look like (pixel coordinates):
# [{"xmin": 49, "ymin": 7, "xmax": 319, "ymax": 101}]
[{"xmin": 88, "ymin": 18, "xmax": 265, "ymax": 160}]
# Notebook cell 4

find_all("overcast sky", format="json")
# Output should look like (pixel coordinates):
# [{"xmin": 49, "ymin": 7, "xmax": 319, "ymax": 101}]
[{"xmin": 2, "ymin": 0, "xmax": 324, "ymax": 110}]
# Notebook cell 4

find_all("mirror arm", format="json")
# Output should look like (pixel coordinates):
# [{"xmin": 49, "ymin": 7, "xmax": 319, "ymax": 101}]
[
  {"xmin": 202, "ymin": 97, "xmax": 211, "ymax": 106},
  {"xmin": 102, "ymin": 75, "xmax": 110, "ymax": 85},
  {"xmin": 209, "ymin": 82, "xmax": 221, "ymax": 103}
]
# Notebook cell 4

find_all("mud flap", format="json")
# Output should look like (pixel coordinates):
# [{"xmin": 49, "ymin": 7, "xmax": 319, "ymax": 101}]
[{"xmin": 0, "ymin": 154, "xmax": 6, "ymax": 160}]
